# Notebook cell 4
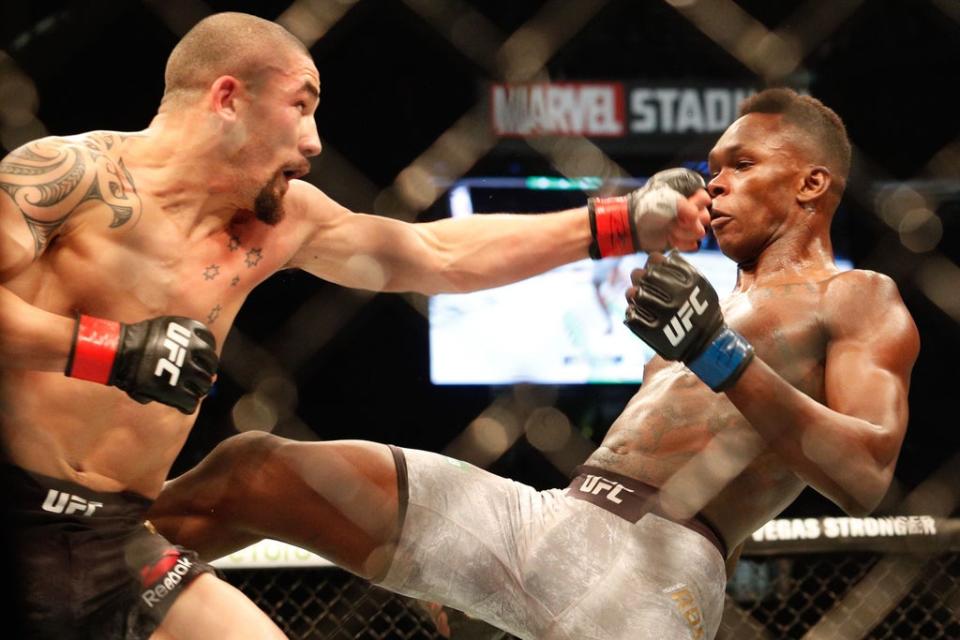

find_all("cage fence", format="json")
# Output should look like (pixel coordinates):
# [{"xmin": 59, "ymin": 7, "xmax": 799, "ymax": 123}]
[{"xmin": 220, "ymin": 517, "xmax": 960, "ymax": 639}]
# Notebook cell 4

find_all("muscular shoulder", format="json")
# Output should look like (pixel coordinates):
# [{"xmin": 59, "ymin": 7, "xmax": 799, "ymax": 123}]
[
  {"xmin": 281, "ymin": 179, "xmax": 354, "ymax": 243},
  {"xmin": 1, "ymin": 131, "xmax": 127, "ymax": 218},
  {"xmin": 823, "ymin": 269, "xmax": 902, "ymax": 313},
  {"xmin": 2, "ymin": 130, "xmax": 125, "ymax": 170},
  {"xmin": 1, "ymin": 135, "xmax": 82, "ymax": 218},
  {"xmin": 284, "ymin": 179, "xmax": 350, "ymax": 223},
  {"xmin": 1, "ymin": 131, "xmax": 143, "ymax": 258},
  {"xmin": 824, "ymin": 267, "xmax": 897, "ymax": 298},
  {"xmin": 270, "ymin": 179, "xmax": 354, "ymax": 267},
  {"xmin": 1, "ymin": 136, "xmax": 85, "ymax": 266},
  {"xmin": 823, "ymin": 268, "xmax": 919, "ymax": 353}
]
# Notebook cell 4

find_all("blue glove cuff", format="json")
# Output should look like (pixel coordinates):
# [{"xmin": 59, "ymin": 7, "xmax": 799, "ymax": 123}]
[{"xmin": 687, "ymin": 326, "xmax": 755, "ymax": 392}]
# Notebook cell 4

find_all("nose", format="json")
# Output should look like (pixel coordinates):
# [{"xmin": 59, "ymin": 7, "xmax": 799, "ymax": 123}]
[
  {"xmin": 707, "ymin": 173, "xmax": 726, "ymax": 198},
  {"xmin": 299, "ymin": 116, "xmax": 322, "ymax": 158}
]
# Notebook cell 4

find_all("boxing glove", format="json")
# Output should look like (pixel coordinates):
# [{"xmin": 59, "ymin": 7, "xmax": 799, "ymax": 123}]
[
  {"xmin": 65, "ymin": 314, "xmax": 218, "ymax": 414},
  {"xmin": 624, "ymin": 251, "xmax": 753, "ymax": 391},
  {"xmin": 587, "ymin": 168, "xmax": 705, "ymax": 259}
]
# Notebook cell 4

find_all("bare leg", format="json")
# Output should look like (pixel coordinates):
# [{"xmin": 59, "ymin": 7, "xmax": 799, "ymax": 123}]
[
  {"xmin": 149, "ymin": 431, "xmax": 401, "ymax": 579},
  {"xmin": 148, "ymin": 573, "xmax": 286, "ymax": 640}
]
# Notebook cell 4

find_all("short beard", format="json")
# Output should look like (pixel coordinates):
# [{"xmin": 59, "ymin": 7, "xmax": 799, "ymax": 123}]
[{"xmin": 253, "ymin": 173, "xmax": 285, "ymax": 226}]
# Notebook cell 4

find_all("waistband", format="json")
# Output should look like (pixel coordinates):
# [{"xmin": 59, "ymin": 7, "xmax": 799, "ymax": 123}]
[
  {"xmin": 2, "ymin": 462, "xmax": 153, "ymax": 519},
  {"xmin": 566, "ymin": 465, "xmax": 728, "ymax": 559}
]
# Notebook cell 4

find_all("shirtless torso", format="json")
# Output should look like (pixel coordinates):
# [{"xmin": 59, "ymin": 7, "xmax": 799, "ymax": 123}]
[
  {"xmin": 8, "ymin": 13, "xmax": 718, "ymax": 638},
  {"xmin": 140, "ymin": 86, "xmax": 918, "ymax": 640},
  {"xmin": 1, "ymin": 131, "xmax": 310, "ymax": 497},
  {"xmin": 589, "ymin": 265, "xmax": 893, "ymax": 549}
]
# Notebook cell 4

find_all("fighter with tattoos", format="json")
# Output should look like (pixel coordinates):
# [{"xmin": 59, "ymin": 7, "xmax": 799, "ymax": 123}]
[
  {"xmin": 148, "ymin": 89, "xmax": 919, "ymax": 640},
  {"xmin": 0, "ymin": 13, "xmax": 708, "ymax": 639}
]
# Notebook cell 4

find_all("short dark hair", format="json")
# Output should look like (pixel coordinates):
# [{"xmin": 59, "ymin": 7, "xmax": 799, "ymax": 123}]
[
  {"xmin": 739, "ymin": 88, "xmax": 851, "ymax": 185},
  {"xmin": 162, "ymin": 12, "xmax": 309, "ymax": 107}
]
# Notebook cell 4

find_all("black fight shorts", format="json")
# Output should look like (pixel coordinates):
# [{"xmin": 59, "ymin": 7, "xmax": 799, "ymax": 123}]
[{"xmin": 4, "ymin": 463, "xmax": 217, "ymax": 640}]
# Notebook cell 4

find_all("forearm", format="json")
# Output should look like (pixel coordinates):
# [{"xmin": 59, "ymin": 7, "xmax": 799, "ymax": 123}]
[
  {"xmin": 0, "ymin": 285, "xmax": 74, "ymax": 371},
  {"xmin": 405, "ymin": 207, "xmax": 591, "ymax": 294},
  {"xmin": 725, "ymin": 358, "xmax": 894, "ymax": 515}
]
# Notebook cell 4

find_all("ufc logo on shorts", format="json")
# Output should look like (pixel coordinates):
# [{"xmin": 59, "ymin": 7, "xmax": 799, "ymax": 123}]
[
  {"xmin": 42, "ymin": 489, "xmax": 104, "ymax": 516},
  {"xmin": 154, "ymin": 322, "xmax": 191, "ymax": 386},
  {"xmin": 579, "ymin": 474, "xmax": 635, "ymax": 504},
  {"xmin": 663, "ymin": 286, "xmax": 709, "ymax": 347}
]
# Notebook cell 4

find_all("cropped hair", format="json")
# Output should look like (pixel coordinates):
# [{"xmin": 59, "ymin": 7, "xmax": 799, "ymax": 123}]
[
  {"xmin": 162, "ymin": 12, "xmax": 308, "ymax": 107},
  {"xmin": 739, "ymin": 88, "xmax": 851, "ymax": 183}
]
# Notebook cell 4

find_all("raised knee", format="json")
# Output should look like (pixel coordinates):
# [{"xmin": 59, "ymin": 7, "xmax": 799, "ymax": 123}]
[
  {"xmin": 201, "ymin": 432, "xmax": 290, "ymax": 488},
  {"xmin": 210, "ymin": 431, "xmax": 289, "ymax": 464}
]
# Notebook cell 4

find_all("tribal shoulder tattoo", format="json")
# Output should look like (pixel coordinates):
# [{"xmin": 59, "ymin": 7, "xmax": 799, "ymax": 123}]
[{"xmin": 0, "ymin": 132, "xmax": 143, "ymax": 257}]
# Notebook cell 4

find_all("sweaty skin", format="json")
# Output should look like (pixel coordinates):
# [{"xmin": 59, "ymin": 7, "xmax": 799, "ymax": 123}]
[
  {"xmin": 587, "ymin": 113, "xmax": 918, "ymax": 552},
  {"xmin": 147, "ymin": 111, "xmax": 918, "ymax": 592},
  {"xmin": 589, "ymin": 268, "xmax": 871, "ymax": 547},
  {"xmin": 1, "ymin": 18, "xmax": 719, "ymax": 639},
  {"xmin": 1, "ymin": 50, "xmax": 709, "ymax": 508},
  {"xmin": 0, "ymin": 131, "xmax": 319, "ymax": 497}
]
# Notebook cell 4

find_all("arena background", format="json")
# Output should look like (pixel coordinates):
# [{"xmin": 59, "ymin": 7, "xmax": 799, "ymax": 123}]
[{"xmin": 2, "ymin": 1, "xmax": 958, "ymax": 638}]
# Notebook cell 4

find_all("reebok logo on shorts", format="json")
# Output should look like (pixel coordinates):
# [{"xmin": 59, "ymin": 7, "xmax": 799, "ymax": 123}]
[{"xmin": 140, "ymin": 549, "xmax": 194, "ymax": 608}]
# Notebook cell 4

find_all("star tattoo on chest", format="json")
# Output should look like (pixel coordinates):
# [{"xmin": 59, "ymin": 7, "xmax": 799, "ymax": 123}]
[
  {"xmin": 244, "ymin": 247, "xmax": 263, "ymax": 268},
  {"xmin": 202, "ymin": 264, "xmax": 221, "ymax": 280}
]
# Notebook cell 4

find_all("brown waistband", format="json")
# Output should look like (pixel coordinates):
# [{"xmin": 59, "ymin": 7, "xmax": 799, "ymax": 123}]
[{"xmin": 566, "ymin": 465, "xmax": 728, "ymax": 559}]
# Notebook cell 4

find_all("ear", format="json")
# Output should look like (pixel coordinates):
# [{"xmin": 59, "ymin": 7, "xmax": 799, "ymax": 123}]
[
  {"xmin": 209, "ymin": 76, "xmax": 242, "ymax": 121},
  {"xmin": 796, "ymin": 166, "xmax": 832, "ymax": 206}
]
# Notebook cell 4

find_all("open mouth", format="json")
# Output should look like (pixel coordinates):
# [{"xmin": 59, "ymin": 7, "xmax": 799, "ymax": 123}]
[{"xmin": 281, "ymin": 163, "xmax": 310, "ymax": 182}]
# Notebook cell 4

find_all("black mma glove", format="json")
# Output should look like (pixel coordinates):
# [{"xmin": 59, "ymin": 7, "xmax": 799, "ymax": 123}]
[
  {"xmin": 587, "ymin": 167, "xmax": 706, "ymax": 259},
  {"xmin": 624, "ymin": 251, "xmax": 754, "ymax": 391},
  {"xmin": 65, "ymin": 314, "xmax": 218, "ymax": 414}
]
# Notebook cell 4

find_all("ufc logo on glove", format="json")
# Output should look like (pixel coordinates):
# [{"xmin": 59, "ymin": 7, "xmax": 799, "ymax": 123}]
[
  {"xmin": 625, "ymin": 251, "xmax": 754, "ymax": 392},
  {"xmin": 66, "ymin": 314, "xmax": 218, "ymax": 414},
  {"xmin": 154, "ymin": 322, "xmax": 192, "ymax": 386},
  {"xmin": 664, "ymin": 287, "xmax": 710, "ymax": 347}
]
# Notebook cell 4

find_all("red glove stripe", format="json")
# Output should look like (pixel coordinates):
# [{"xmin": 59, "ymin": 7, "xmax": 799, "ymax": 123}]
[
  {"xmin": 68, "ymin": 315, "xmax": 121, "ymax": 384},
  {"xmin": 593, "ymin": 197, "xmax": 635, "ymax": 257}
]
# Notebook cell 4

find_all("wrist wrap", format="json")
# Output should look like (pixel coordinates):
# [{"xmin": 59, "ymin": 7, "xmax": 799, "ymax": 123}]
[
  {"xmin": 686, "ymin": 326, "xmax": 755, "ymax": 392},
  {"xmin": 65, "ymin": 314, "xmax": 121, "ymax": 384},
  {"xmin": 588, "ymin": 196, "xmax": 635, "ymax": 259}
]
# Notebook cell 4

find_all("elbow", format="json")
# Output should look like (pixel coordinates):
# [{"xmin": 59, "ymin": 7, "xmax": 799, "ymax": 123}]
[
  {"xmin": 838, "ymin": 473, "xmax": 892, "ymax": 517},
  {"xmin": 834, "ymin": 489, "xmax": 879, "ymax": 517},
  {"xmin": 836, "ymin": 431, "xmax": 901, "ymax": 517},
  {"xmin": 840, "ymin": 500, "xmax": 875, "ymax": 519}
]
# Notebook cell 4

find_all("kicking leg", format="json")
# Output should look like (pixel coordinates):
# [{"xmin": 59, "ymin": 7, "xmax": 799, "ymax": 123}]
[{"xmin": 149, "ymin": 431, "xmax": 401, "ymax": 579}]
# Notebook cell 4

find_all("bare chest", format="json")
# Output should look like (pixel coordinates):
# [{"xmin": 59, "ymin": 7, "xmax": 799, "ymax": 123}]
[
  {"xmin": 20, "ymin": 204, "xmax": 297, "ymax": 341},
  {"xmin": 646, "ymin": 282, "xmax": 830, "ymax": 397},
  {"xmin": 604, "ymin": 281, "xmax": 833, "ymax": 467}
]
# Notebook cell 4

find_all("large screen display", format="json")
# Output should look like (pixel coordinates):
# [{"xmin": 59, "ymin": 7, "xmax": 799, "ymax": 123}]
[{"xmin": 429, "ymin": 175, "xmax": 852, "ymax": 385}]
